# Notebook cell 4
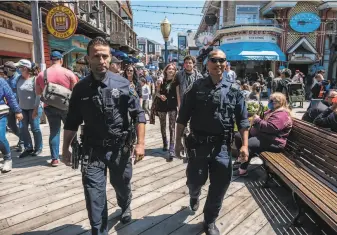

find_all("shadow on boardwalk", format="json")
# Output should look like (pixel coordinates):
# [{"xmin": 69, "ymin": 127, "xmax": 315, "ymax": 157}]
[{"xmin": 245, "ymin": 166, "xmax": 336, "ymax": 235}]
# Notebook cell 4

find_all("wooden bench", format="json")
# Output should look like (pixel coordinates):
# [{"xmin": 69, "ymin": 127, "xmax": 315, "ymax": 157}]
[{"xmin": 260, "ymin": 118, "xmax": 337, "ymax": 232}]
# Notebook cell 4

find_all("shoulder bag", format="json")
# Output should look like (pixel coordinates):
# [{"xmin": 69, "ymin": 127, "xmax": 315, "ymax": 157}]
[{"xmin": 40, "ymin": 69, "xmax": 72, "ymax": 111}]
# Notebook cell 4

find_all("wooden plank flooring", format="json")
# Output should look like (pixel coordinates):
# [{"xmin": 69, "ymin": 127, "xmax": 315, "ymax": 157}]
[{"xmin": 0, "ymin": 120, "xmax": 335, "ymax": 235}]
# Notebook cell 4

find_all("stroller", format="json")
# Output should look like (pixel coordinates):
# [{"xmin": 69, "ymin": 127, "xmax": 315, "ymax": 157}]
[{"xmin": 287, "ymin": 83, "xmax": 305, "ymax": 108}]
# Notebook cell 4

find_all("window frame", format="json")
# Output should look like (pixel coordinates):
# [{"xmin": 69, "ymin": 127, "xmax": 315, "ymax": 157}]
[{"xmin": 235, "ymin": 5, "xmax": 260, "ymax": 24}]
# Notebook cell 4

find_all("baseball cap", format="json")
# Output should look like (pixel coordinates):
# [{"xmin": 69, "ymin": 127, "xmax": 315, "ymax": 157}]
[
  {"xmin": 226, "ymin": 62, "xmax": 231, "ymax": 67},
  {"xmin": 14, "ymin": 59, "xmax": 32, "ymax": 70},
  {"xmin": 111, "ymin": 56, "xmax": 122, "ymax": 64},
  {"xmin": 4, "ymin": 61, "xmax": 16, "ymax": 70},
  {"xmin": 51, "ymin": 51, "xmax": 63, "ymax": 60}
]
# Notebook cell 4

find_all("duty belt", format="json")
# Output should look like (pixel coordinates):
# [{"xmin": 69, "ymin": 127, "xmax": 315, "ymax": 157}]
[
  {"xmin": 193, "ymin": 134, "xmax": 224, "ymax": 144},
  {"xmin": 85, "ymin": 137, "xmax": 123, "ymax": 147}
]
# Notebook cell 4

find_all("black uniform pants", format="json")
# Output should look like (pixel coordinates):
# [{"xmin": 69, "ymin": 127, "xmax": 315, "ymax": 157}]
[
  {"xmin": 186, "ymin": 142, "xmax": 232, "ymax": 224},
  {"xmin": 82, "ymin": 147, "xmax": 132, "ymax": 235}
]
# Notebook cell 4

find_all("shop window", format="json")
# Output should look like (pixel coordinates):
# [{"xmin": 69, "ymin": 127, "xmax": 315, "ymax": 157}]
[{"xmin": 235, "ymin": 5, "xmax": 260, "ymax": 24}]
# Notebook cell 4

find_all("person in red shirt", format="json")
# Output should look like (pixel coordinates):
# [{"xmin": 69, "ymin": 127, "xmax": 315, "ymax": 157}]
[{"xmin": 35, "ymin": 51, "xmax": 78, "ymax": 167}]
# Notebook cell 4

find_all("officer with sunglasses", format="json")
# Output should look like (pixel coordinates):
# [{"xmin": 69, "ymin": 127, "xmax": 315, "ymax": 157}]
[{"xmin": 175, "ymin": 49, "xmax": 249, "ymax": 235}]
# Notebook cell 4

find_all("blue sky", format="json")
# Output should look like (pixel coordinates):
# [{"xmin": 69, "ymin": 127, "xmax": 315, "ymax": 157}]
[{"xmin": 131, "ymin": 1, "xmax": 204, "ymax": 46}]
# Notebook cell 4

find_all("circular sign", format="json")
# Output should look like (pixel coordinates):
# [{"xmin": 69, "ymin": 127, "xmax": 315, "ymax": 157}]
[
  {"xmin": 289, "ymin": 13, "xmax": 321, "ymax": 33},
  {"xmin": 46, "ymin": 6, "xmax": 78, "ymax": 39}
]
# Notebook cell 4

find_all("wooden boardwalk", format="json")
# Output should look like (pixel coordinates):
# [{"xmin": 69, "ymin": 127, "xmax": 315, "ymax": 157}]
[{"xmin": 0, "ymin": 121, "xmax": 335, "ymax": 235}]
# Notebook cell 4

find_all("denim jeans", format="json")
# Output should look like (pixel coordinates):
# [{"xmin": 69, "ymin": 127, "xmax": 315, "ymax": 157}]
[
  {"xmin": 44, "ymin": 106, "xmax": 68, "ymax": 160},
  {"xmin": 0, "ymin": 116, "xmax": 11, "ymax": 160},
  {"xmin": 7, "ymin": 110, "xmax": 24, "ymax": 145},
  {"xmin": 20, "ymin": 107, "xmax": 43, "ymax": 151}
]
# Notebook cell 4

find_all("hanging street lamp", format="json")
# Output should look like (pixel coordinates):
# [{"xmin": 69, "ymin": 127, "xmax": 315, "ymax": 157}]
[{"xmin": 161, "ymin": 17, "xmax": 171, "ymax": 65}]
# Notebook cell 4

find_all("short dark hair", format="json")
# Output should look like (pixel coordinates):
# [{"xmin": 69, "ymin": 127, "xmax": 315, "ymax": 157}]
[
  {"xmin": 282, "ymin": 68, "xmax": 292, "ymax": 78},
  {"xmin": 87, "ymin": 37, "xmax": 110, "ymax": 55},
  {"xmin": 183, "ymin": 55, "xmax": 196, "ymax": 64},
  {"xmin": 276, "ymin": 70, "xmax": 282, "ymax": 77},
  {"xmin": 140, "ymin": 77, "xmax": 147, "ymax": 84}
]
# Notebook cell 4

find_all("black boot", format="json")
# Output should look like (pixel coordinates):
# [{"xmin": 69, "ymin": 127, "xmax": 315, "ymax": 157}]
[
  {"xmin": 190, "ymin": 198, "xmax": 199, "ymax": 211},
  {"xmin": 203, "ymin": 222, "xmax": 220, "ymax": 235},
  {"xmin": 120, "ymin": 206, "xmax": 132, "ymax": 224}
]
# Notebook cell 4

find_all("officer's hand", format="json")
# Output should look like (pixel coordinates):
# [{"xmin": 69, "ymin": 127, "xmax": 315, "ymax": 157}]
[
  {"xmin": 61, "ymin": 149, "xmax": 72, "ymax": 166},
  {"xmin": 160, "ymin": 95, "xmax": 167, "ymax": 101},
  {"xmin": 15, "ymin": 113, "xmax": 23, "ymax": 121},
  {"xmin": 175, "ymin": 141, "xmax": 184, "ymax": 159},
  {"xmin": 239, "ymin": 146, "xmax": 249, "ymax": 163},
  {"xmin": 134, "ymin": 143, "xmax": 145, "ymax": 165}
]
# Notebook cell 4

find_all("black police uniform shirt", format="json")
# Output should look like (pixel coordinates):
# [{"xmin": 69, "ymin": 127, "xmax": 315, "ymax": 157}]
[
  {"xmin": 156, "ymin": 79, "xmax": 178, "ymax": 112},
  {"xmin": 64, "ymin": 71, "xmax": 146, "ymax": 139},
  {"xmin": 177, "ymin": 75, "xmax": 250, "ymax": 135}
]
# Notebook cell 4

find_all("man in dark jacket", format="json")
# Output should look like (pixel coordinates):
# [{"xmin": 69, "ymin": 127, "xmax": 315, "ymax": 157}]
[
  {"xmin": 302, "ymin": 90, "xmax": 337, "ymax": 123},
  {"xmin": 311, "ymin": 74, "xmax": 330, "ymax": 99},
  {"xmin": 313, "ymin": 98, "xmax": 337, "ymax": 132}
]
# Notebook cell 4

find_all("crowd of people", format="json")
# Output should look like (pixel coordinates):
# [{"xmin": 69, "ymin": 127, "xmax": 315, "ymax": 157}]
[{"xmin": 0, "ymin": 35, "xmax": 336, "ymax": 235}]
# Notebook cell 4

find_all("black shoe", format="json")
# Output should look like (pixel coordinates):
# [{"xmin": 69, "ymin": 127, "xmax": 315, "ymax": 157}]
[
  {"xmin": 120, "ymin": 207, "xmax": 132, "ymax": 224},
  {"xmin": 167, "ymin": 156, "xmax": 173, "ymax": 162},
  {"xmin": 19, "ymin": 149, "xmax": 34, "ymax": 158},
  {"xmin": 190, "ymin": 198, "xmax": 199, "ymax": 211},
  {"xmin": 203, "ymin": 222, "xmax": 220, "ymax": 235},
  {"xmin": 31, "ymin": 149, "xmax": 42, "ymax": 156},
  {"xmin": 163, "ymin": 145, "xmax": 168, "ymax": 151}
]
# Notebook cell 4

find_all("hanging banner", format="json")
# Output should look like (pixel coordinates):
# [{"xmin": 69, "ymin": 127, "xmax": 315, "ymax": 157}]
[{"xmin": 46, "ymin": 6, "xmax": 78, "ymax": 39}]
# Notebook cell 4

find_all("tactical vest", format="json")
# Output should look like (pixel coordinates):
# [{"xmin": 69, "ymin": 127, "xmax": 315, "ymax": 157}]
[{"xmin": 217, "ymin": 80, "xmax": 240, "ymax": 137}]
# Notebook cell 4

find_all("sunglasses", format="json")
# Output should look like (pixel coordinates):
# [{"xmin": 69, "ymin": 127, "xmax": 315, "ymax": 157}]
[
  {"xmin": 127, "ymin": 70, "xmax": 133, "ymax": 72},
  {"xmin": 209, "ymin": 57, "xmax": 227, "ymax": 64}
]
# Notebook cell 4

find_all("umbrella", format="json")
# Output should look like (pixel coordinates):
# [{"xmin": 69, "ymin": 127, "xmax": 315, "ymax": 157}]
[{"xmin": 112, "ymin": 50, "xmax": 128, "ymax": 59}]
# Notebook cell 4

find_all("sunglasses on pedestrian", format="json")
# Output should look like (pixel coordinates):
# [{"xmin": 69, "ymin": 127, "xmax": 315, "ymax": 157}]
[
  {"xmin": 127, "ymin": 69, "xmax": 133, "ymax": 72},
  {"xmin": 209, "ymin": 57, "xmax": 227, "ymax": 64}
]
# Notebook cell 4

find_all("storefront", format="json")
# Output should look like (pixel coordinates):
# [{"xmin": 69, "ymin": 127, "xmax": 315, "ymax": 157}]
[
  {"xmin": 48, "ymin": 34, "xmax": 90, "ymax": 71},
  {"xmin": 219, "ymin": 34, "xmax": 286, "ymax": 81},
  {"xmin": 0, "ymin": 10, "xmax": 33, "ymax": 64}
]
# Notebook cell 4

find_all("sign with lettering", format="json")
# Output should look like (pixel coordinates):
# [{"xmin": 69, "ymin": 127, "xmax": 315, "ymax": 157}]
[
  {"xmin": 46, "ymin": 6, "xmax": 77, "ymax": 39},
  {"xmin": 0, "ymin": 16, "xmax": 31, "ymax": 35},
  {"xmin": 220, "ymin": 35, "xmax": 277, "ymax": 44}
]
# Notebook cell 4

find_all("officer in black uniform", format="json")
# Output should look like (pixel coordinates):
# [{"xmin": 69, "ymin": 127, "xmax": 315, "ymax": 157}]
[
  {"xmin": 175, "ymin": 49, "xmax": 249, "ymax": 235},
  {"xmin": 62, "ymin": 37, "xmax": 146, "ymax": 235}
]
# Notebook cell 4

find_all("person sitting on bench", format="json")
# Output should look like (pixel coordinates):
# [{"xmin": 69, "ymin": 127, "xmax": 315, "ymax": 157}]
[
  {"xmin": 313, "ymin": 96, "xmax": 337, "ymax": 133},
  {"xmin": 233, "ymin": 92, "xmax": 293, "ymax": 177},
  {"xmin": 302, "ymin": 90, "xmax": 337, "ymax": 123}
]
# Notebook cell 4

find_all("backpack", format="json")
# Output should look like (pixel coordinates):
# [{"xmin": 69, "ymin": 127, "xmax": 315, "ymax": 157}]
[{"xmin": 40, "ymin": 69, "xmax": 72, "ymax": 111}]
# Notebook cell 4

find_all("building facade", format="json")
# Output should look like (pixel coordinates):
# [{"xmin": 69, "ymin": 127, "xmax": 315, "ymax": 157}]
[
  {"xmin": 196, "ymin": 1, "xmax": 337, "ymax": 82},
  {"xmin": 137, "ymin": 37, "xmax": 161, "ymax": 66},
  {"xmin": 0, "ymin": 0, "xmax": 138, "ymax": 70}
]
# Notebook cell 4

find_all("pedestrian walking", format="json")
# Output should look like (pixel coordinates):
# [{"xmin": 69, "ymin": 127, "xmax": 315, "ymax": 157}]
[
  {"xmin": 156, "ymin": 63, "xmax": 178, "ymax": 161},
  {"xmin": 0, "ymin": 78, "xmax": 23, "ymax": 173},
  {"xmin": 61, "ymin": 37, "xmax": 146, "ymax": 235},
  {"xmin": 175, "ymin": 49, "xmax": 249, "ymax": 235},
  {"xmin": 15, "ymin": 59, "xmax": 43, "ymax": 158},
  {"xmin": 3, "ymin": 61, "xmax": 24, "ymax": 151},
  {"xmin": 123, "ymin": 65, "xmax": 142, "ymax": 103},
  {"xmin": 35, "ymin": 51, "xmax": 78, "ymax": 167},
  {"xmin": 140, "ymin": 77, "xmax": 151, "ymax": 118}
]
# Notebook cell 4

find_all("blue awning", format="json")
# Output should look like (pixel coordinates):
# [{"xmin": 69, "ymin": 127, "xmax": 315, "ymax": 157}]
[{"xmin": 219, "ymin": 42, "xmax": 286, "ymax": 61}]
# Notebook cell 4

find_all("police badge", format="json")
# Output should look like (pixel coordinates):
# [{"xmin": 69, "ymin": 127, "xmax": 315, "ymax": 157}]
[{"xmin": 111, "ymin": 88, "xmax": 120, "ymax": 98}]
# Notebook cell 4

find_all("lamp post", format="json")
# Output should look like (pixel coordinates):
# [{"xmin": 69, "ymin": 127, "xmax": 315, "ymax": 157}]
[{"xmin": 161, "ymin": 17, "xmax": 171, "ymax": 65}]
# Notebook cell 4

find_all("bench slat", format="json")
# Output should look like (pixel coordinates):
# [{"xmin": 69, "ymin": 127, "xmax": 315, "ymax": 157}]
[
  {"xmin": 261, "ymin": 152, "xmax": 337, "ymax": 232},
  {"xmin": 265, "ymin": 152, "xmax": 337, "ymax": 211}
]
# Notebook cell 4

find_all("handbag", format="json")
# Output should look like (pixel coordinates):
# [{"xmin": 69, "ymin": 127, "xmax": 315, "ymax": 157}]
[
  {"xmin": 40, "ymin": 69, "xmax": 72, "ymax": 111},
  {"xmin": 0, "ymin": 104, "xmax": 10, "ymax": 115}
]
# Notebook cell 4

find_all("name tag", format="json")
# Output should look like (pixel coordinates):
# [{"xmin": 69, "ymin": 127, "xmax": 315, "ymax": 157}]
[{"xmin": 81, "ymin": 97, "xmax": 89, "ymax": 101}]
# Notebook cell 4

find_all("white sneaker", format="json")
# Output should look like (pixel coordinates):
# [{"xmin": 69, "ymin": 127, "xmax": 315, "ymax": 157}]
[{"xmin": 2, "ymin": 160, "xmax": 12, "ymax": 173}]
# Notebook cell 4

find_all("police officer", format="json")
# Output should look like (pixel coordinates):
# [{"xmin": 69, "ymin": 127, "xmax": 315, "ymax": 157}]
[
  {"xmin": 175, "ymin": 49, "xmax": 249, "ymax": 235},
  {"xmin": 61, "ymin": 37, "xmax": 146, "ymax": 235}
]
